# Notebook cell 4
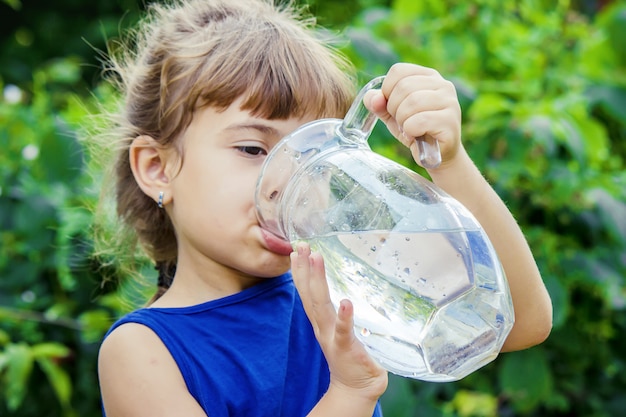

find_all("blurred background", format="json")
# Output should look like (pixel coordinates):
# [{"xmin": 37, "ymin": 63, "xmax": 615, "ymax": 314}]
[{"xmin": 1, "ymin": 0, "xmax": 625, "ymax": 416}]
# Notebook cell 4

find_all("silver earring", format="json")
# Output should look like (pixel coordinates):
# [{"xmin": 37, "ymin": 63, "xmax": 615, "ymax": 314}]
[{"xmin": 157, "ymin": 191, "xmax": 164, "ymax": 208}]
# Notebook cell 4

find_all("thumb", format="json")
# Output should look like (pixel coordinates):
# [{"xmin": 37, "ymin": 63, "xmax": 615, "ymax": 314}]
[{"xmin": 363, "ymin": 89, "xmax": 402, "ymax": 140}]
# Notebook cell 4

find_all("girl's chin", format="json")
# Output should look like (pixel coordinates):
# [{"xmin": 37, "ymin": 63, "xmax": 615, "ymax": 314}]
[{"xmin": 260, "ymin": 229, "xmax": 294, "ymax": 256}]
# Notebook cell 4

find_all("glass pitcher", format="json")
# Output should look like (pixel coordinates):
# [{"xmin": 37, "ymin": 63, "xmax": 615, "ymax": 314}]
[{"xmin": 255, "ymin": 76, "xmax": 514, "ymax": 382}]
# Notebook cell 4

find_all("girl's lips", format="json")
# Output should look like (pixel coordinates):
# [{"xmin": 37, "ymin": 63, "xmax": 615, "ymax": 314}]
[{"xmin": 260, "ymin": 228, "xmax": 294, "ymax": 256}]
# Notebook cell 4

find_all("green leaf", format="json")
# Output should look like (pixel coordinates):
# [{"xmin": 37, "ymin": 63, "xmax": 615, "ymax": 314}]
[
  {"xmin": 13, "ymin": 194, "xmax": 57, "ymax": 236},
  {"xmin": 391, "ymin": 0, "xmax": 424, "ymax": 19},
  {"xmin": 467, "ymin": 93, "xmax": 512, "ymax": 121},
  {"xmin": 3, "ymin": 343, "xmax": 34, "ymax": 411},
  {"xmin": 43, "ymin": 58, "xmax": 82, "ymax": 85},
  {"xmin": 79, "ymin": 310, "xmax": 114, "ymax": 343},
  {"xmin": 35, "ymin": 357, "xmax": 72, "ymax": 409},
  {"xmin": 552, "ymin": 117, "xmax": 586, "ymax": 164},
  {"xmin": 31, "ymin": 342, "xmax": 71, "ymax": 359},
  {"xmin": 579, "ymin": 255, "xmax": 626, "ymax": 310},
  {"xmin": 567, "ymin": 114, "xmax": 610, "ymax": 165},
  {"xmin": 450, "ymin": 389, "xmax": 498, "ymax": 417},
  {"xmin": 499, "ymin": 347, "xmax": 553, "ymax": 413},
  {"xmin": 522, "ymin": 115, "xmax": 557, "ymax": 155},
  {"xmin": 0, "ymin": 328, "xmax": 10, "ymax": 346},
  {"xmin": 597, "ymin": 3, "xmax": 626, "ymax": 65},
  {"xmin": 1, "ymin": 0, "xmax": 21, "ymax": 10},
  {"xmin": 38, "ymin": 118, "xmax": 85, "ymax": 185},
  {"xmin": 587, "ymin": 84, "xmax": 626, "ymax": 125},
  {"xmin": 586, "ymin": 188, "xmax": 626, "ymax": 246}
]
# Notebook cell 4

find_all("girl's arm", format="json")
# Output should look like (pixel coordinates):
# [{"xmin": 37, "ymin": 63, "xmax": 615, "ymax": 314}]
[
  {"xmin": 98, "ymin": 324, "xmax": 209, "ymax": 417},
  {"xmin": 428, "ymin": 147, "xmax": 553, "ymax": 350}
]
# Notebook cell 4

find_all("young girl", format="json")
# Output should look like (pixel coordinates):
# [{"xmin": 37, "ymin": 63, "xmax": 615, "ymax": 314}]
[{"xmin": 96, "ymin": 0, "xmax": 552, "ymax": 416}]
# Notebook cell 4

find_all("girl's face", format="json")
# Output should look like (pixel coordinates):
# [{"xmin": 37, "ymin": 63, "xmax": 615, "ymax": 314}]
[{"xmin": 165, "ymin": 97, "xmax": 311, "ymax": 290}]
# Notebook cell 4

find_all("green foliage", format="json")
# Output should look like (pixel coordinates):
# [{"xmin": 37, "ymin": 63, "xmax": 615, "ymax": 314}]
[
  {"xmin": 0, "ymin": 0, "xmax": 146, "ymax": 86},
  {"xmin": 0, "ymin": 59, "xmax": 133, "ymax": 416},
  {"xmin": 345, "ymin": 0, "xmax": 626, "ymax": 416},
  {"xmin": 1, "ymin": 0, "xmax": 21, "ymax": 11},
  {"xmin": 0, "ymin": 0, "xmax": 624, "ymax": 416}
]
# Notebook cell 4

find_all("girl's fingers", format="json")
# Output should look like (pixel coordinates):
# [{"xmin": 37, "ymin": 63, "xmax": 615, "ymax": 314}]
[
  {"xmin": 291, "ymin": 243, "xmax": 317, "ymax": 330},
  {"xmin": 364, "ymin": 63, "xmax": 462, "ymax": 169},
  {"xmin": 291, "ymin": 243, "xmax": 337, "ymax": 342},
  {"xmin": 290, "ymin": 243, "xmax": 311, "ymax": 299},
  {"xmin": 392, "ymin": 89, "xmax": 459, "ymax": 130},
  {"xmin": 381, "ymin": 63, "xmax": 442, "ymax": 96},
  {"xmin": 364, "ymin": 90, "xmax": 394, "ymax": 133},
  {"xmin": 334, "ymin": 299, "xmax": 356, "ymax": 349},
  {"xmin": 401, "ymin": 109, "xmax": 461, "ymax": 145},
  {"xmin": 307, "ymin": 251, "xmax": 337, "ymax": 342}
]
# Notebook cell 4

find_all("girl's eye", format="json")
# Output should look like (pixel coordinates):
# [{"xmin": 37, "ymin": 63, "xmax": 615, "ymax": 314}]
[{"xmin": 237, "ymin": 146, "xmax": 267, "ymax": 156}]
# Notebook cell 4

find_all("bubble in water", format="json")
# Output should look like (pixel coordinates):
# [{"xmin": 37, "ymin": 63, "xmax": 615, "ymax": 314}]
[
  {"xmin": 405, "ymin": 236, "xmax": 411, "ymax": 241},
  {"xmin": 403, "ymin": 267, "xmax": 411, "ymax": 275},
  {"xmin": 361, "ymin": 328, "xmax": 371, "ymax": 337},
  {"xmin": 419, "ymin": 277, "xmax": 427, "ymax": 285},
  {"xmin": 370, "ymin": 246, "xmax": 377, "ymax": 252}
]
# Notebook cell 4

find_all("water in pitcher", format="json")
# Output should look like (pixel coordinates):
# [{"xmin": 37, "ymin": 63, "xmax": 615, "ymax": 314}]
[
  {"xmin": 301, "ymin": 229, "xmax": 510, "ymax": 381},
  {"xmin": 256, "ymin": 76, "xmax": 515, "ymax": 381}
]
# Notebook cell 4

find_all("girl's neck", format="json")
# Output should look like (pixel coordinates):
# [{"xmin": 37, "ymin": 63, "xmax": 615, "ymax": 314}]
[{"xmin": 149, "ymin": 264, "xmax": 266, "ymax": 308}]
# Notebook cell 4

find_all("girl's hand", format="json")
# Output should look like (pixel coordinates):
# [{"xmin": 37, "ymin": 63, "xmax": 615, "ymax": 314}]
[
  {"xmin": 290, "ymin": 243, "xmax": 388, "ymax": 403},
  {"xmin": 364, "ymin": 63, "xmax": 463, "ymax": 170}
]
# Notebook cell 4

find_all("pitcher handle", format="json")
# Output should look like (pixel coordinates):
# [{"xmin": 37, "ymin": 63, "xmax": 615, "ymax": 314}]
[{"xmin": 340, "ymin": 75, "xmax": 442, "ymax": 169}]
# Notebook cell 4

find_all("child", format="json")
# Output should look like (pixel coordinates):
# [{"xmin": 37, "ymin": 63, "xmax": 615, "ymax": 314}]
[{"xmin": 96, "ymin": 0, "xmax": 553, "ymax": 416}]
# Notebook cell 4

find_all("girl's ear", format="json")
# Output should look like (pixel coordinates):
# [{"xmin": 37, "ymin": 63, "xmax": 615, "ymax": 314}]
[{"xmin": 129, "ymin": 136, "xmax": 175, "ymax": 206}]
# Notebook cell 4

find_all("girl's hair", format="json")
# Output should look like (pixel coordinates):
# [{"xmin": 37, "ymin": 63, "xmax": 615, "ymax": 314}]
[{"xmin": 94, "ymin": 0, "xmax": 356, "ymax": 301}]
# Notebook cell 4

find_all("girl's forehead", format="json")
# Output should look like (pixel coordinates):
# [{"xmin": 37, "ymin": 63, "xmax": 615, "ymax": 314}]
[{"xmin": 185, "ymin": 98, "xmax": 314, "ymax": 141}]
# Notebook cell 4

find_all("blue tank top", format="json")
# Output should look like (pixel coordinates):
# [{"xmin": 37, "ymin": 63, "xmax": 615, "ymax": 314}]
[{"xmin": 104, "ymin": 273, "xmax": 383, "ymax": 417}]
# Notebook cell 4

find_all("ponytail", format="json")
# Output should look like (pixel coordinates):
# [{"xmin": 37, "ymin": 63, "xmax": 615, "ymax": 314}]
[{"xmin": 149, "ymin": 261, "xmax": 176, "ymax": 304}]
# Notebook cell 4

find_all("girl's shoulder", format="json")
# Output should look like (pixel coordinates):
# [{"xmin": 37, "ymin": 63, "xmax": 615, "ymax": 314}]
[{"xmin": 98, "ymin": 322, "xmax": 207, "ymax": 416}]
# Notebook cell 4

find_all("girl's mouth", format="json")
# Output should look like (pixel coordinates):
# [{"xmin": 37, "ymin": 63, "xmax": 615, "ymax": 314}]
[{"xmin": 260, "ymin": 228, "xmax": 294, "ymax": 256}]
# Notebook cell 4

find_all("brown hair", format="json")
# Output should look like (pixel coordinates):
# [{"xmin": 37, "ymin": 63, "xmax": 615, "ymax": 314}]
[{"xmin": 93, "ymin": 0, "xmax": 356, "ymax": 301}]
